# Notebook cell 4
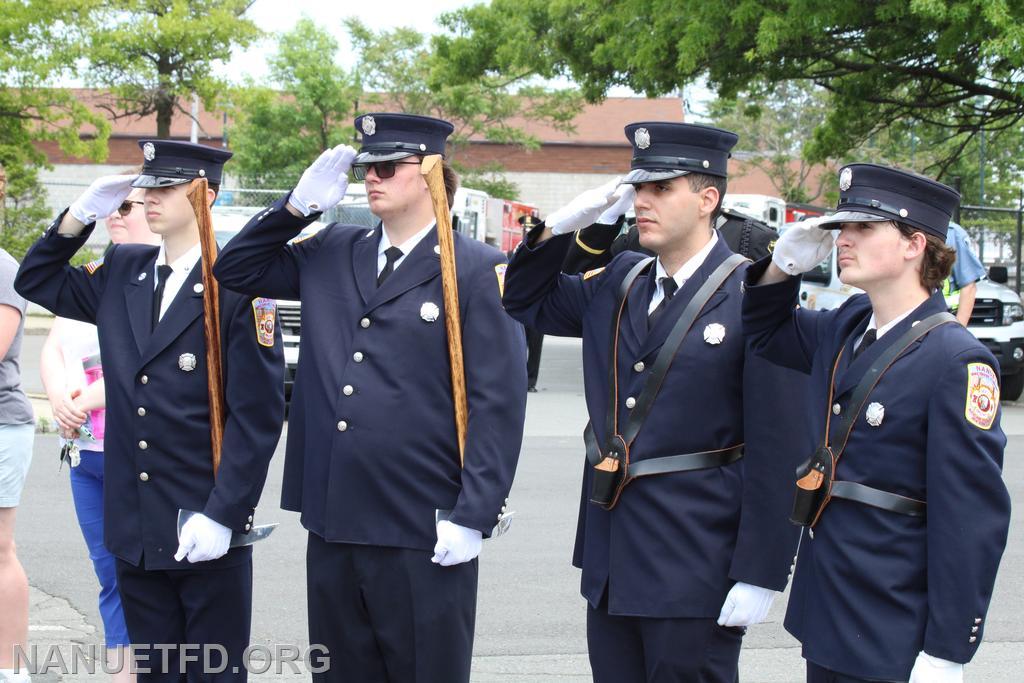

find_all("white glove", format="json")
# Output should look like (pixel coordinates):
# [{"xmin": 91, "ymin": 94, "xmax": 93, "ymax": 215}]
[
  {"xmin": 596, "ymin": 184, "xmax": 636, "ymax": 225},
  {"xmin": 547, "ymin": 177, "xmax": 625, "ymax": 235},
  {"xmin": 174, "ymin": 513, "xmax": 232, "ymax": 563},
  {"xmin": 717, "ymin": 582, "xmax": 778, "ymax": 627},
  {"xmin": 68, "ymin": 175, "xmax": 137, "ymax": 225},
  {"xmin": 431, "ymin": 520, "xmax": 483, "ymax": 567},
  {"xmin": 908, "ymin": 652, "xmax": 963, "ymax": 683},
  {"xmin": 771, "ymin": 216, "xmax": 836, "ymax": 275},
  {"xmin": 289, "ymin": 144, "xmax": 357, "ymax": 217}
]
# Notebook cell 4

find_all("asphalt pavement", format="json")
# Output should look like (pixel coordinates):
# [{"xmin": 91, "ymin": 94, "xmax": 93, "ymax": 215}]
[{"xmin": 12, "ymin": 333, "xmax": 1024, "ymax": 681}]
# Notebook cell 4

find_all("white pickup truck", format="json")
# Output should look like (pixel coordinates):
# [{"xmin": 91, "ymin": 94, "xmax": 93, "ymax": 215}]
[{"xmin": 797, "ymin": 236, "xmax": 1024, "ymax": 400}]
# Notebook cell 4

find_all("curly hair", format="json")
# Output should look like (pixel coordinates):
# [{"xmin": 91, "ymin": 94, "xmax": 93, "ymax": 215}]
[{"xmin": 894, "ymin": 221, "xmax": 956, "ymax": 290}]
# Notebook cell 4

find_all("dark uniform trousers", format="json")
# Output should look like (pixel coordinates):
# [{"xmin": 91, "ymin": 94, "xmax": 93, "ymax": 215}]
[
  {"xmin": 743, "ymin": 259, "xmax": 1011, "ymax": 681},
  {"xmin": 525, "ymin": 325, "xmax": 544, "ymax": 387},
  {"xmin": 115, "ymin": 553, "xmax": 253, "ymax": 683},
  {"xmin": 504, "ymin": 230, "xmax": 803, "ymax": 682},
  {"xmin": 587, "ymin": 595, "xmax": 743, "ymax": 683},
  {"xmin": 804, "ymin": 662, "xmax": 900, "ymax": 683},
  {"xmin": 213, "ymin": 194, "xmax": 526, "ymax": 683},
  {"xmin": 15, "ymin": 211, "xmax": 285, "ymax": 683},
  {"xmin": 306, "ymin": 533, "xmax": 477, "ymax": 683}
]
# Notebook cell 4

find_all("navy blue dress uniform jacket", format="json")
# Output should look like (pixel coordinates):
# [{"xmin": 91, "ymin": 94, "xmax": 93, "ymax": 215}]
[
  {"xmin": 212, "ymin": 194, "xmax": 527, "ymax": 549},
  {"xmin": 15, "ymin": 212, "xmax": 285, "ymax": 571},
  {"xmin": 503, "ymin": 230, "xmax": 801, "ymax": 618},
  {"xmin": 742, "ymin": 262, "xmax": 1011, "ymax": 680}
]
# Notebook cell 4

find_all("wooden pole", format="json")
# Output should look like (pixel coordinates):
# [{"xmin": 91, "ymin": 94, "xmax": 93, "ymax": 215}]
[
  {"xmin": 419, "ymin": 155, "xmax": 467, "ymax": 465},
  {"xmin": 186, "ymin": 178, "xmax": 225, "ymax": 475}
]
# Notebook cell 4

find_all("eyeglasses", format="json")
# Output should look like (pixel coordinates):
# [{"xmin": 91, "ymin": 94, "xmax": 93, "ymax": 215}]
[
  {"xmin": 117, "ymin": 200, "xmax": 145, "ymax": 217},
  {"xmin": 351, "ymin": 160, "xmax": 421, "ymax": 181}
]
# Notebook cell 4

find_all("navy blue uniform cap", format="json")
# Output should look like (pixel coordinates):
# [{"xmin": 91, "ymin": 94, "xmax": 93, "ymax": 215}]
[
  {"xmin": 818, "ymin": 163, "xmax": 960, "ymax": 239},
  {"xmin": 131, "ymin": 139, "xmax": 233, "ymax": 188},
  {"xmin": 622, "ymin": 122, "xmax": 738, "ymax": 184},
  {"xmin": 353, "ymin": 113, "xmax": 455, "ymax": 164}
]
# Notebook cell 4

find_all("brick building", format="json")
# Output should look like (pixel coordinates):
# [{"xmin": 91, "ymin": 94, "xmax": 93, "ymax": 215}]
[{"xmin": 38, "ymin": 89, "xmax": 812, "ymax": 218}]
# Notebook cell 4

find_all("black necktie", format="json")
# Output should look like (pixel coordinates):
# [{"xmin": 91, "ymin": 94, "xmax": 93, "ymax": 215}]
[
  {"xmin": 377, "ymin": 246, "xmax": 403, "ymax": 287},
  {"xmin": 152, "ymin": 264, "xmax": 173, "ymax": 330},
  {"xmin": 854, "ymin": 328, "xmax": 877, "ymax": 360},
  {"xmin": 648, "ymin": 277, "xmax": 679, "ymax": 329}
]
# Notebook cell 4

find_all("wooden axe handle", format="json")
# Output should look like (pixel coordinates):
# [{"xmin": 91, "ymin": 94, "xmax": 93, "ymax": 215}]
[
  {"xmin": 420, "ymin": 155, "xmax": 468, "ymax": 466},
  {"xmin": 186, "ymin": 178, "xmax": 225, "ymax": 476}
]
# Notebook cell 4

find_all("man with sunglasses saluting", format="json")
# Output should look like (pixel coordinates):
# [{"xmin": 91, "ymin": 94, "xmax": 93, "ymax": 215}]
[
  {"xmin": 15, "ymin": 140, "xmax": 284, "ymax": 681},
  {"xmin": 214, "ymin": 113, "xmax": 527, "ymax": 683}
]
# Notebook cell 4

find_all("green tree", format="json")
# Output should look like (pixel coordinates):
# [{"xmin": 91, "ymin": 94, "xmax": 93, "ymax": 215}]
[
  {"xmin": 710, "ymin": 81, "xmax": 834, "ymax": 204},
  {"xmin": 1, "ymin": 0, "xmax": 110, "ymax": 258},
  {"xmin": 347, "ymin": 17, "xmax": 584, "ymax": 199},
  {"xmin": 435, "ymin": 0, "xmax": 1024, "ymax": 176},
  {"xmin": 228, "ymin": 18, "xmax": 359, "ymax": 189},
  {"xmin": 84, "ymin": 0, "xmax": 261, "ymax": 139}
]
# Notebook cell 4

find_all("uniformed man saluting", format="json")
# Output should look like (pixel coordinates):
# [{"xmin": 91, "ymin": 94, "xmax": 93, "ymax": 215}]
[
  {"xmin": 213, "ymin": 113, "xmax": 526, "ymax": 683},
  {"xmin": 744, "ymin": 164, "xmax": 1011, "ymax": 682},
  {"xmin": 16, "ymin": 141, "xmax": 284, "ymax": 681},
  {"xmin": 503, "ymin": 122, "xmax": 801, "ymax": 682}
]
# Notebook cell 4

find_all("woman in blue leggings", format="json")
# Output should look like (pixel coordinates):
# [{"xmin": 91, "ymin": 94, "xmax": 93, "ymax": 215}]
[{"xmin": 40, "ymin": 183, "xmax": 158, "ymax": 682}]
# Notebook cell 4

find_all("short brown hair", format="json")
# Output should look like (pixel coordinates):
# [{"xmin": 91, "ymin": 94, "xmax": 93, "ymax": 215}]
[
  {"xmin": 684, "ymin": 173, "xmax": 727, "ymax": 221},
  {"xmin": 894, "ymin": 221, "xmax": 956, "ymax": 289},
  {"xmin": 442, "ymin": 161, "xmax": 459, "ymax": 207}
]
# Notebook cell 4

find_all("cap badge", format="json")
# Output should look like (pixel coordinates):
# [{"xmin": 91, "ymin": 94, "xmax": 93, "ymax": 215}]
[
  {"xmin": 865, "ymin": 402, "xmax": 885, "ymax": 427},
  {"xmin": 178, "ymin": 353, "xmax": 197, "ymax": 372},
  {"xmin": 361, "ymin": 116, "xmax": 376, "ymax": 136},
  {"xmin": 634, "ymin": 127, "xmax": 651, "ymax": 150},
  {"xmin": 703, "ymin": 323, "xmax": 726, "ymax": 345},
  {"xmin": 420, "ymin": 302, "xmax": 440, "ymax": 323},
  {"xmin": 839, "ymin": 167, "xmax": 853, "ymax": 191},
  {"xmin": 143, "ymin": 142, "xmax": 156, "ymax": 161}
]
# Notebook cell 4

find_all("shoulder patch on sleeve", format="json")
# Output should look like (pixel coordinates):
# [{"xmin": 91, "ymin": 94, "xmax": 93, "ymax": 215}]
[
  {"xmin": 966, "ymin": 362, "xmax": 999, "ymax": 430},
  {"xmin": 252, "ymin": 297, "xmax": 277, "ymax": 347},
  {"xmin": 583, "ymin": 266, "xmax": 606, "ymax": 281},
  {"xmin": 84, "ymin": 258, "xmax": 104, "ymax": 275},
  {"xmin": 494, "ymin": 263, "xmax": 507, "ymax": 297}
]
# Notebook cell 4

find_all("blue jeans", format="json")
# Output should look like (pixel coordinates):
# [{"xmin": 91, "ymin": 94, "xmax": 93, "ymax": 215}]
[{"xmin": 70, "ymin": 450, "xmax": 130, "ymax": 647}]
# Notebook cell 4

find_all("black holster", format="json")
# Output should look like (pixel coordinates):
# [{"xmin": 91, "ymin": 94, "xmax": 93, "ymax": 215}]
[
  {"xmin": 790, "ymin": 445, "xmax": 835, "ymax": 527},
  {"xmin": 590, "ymin": 434, "xmax": 629, "ymax": 509}
]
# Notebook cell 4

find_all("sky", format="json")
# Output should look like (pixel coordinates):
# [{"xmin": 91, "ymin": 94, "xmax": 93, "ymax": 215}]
[{"xmin": 224, "ymin": 0, "xmax": 714, "ymax": 118}]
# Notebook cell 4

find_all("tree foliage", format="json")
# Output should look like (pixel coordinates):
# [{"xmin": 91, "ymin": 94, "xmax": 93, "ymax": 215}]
[
  {"xmin": 435, "ymin": 0, "xmax": 1024, "ymax": 178},
  {"xmin": 84, "ymin": 0, "xmax": 261, "ymax": 138},
  {"xmin": 228, "ymin": 18, "xmax": 359, "ymax": 189},
  {"xmin": 227, "ymin": 18, "xmax": 584, "ymax": 198},
  {"xmin": 710, "ymin": 81, "xmax": 835, "ymax": 204},
  {"xmin": 1, "ymin": 0, "xmax": 110, "ymax": 258}
]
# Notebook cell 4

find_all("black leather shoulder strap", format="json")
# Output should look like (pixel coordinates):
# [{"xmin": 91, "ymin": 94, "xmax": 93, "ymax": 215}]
[
  {"xmin": 829, "ymin": 311, "xmax": 956, "ymax": 458},
  {"xmin": 621, "ymin": 253, "xmax": 747, "ymax": 445}
]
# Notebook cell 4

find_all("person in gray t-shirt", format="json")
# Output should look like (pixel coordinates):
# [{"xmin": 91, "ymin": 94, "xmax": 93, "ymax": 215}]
[{"xmin": 1, "ymin": 246, "xmax": 34, "ymax": 683}]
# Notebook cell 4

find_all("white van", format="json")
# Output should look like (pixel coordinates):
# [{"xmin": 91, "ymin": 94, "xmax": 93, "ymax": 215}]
[{"xmin": 791, "ymin": 225, "xmax": 1024, "ymax": 400}]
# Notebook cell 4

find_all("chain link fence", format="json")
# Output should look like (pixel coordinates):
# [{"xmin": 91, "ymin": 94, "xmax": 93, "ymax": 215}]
[{"xmin": 957, "ymin": 199, "xmax": 1024, "ymax": 292}]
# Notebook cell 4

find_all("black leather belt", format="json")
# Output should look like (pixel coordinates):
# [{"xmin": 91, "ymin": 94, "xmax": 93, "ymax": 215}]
[
  {"xmin": 585, "ymin": 424, "xmax": 744, "ymax": 477},
  {"xmin": 830, "ymin": 480, "xmax": 926, "ymax": 517}
]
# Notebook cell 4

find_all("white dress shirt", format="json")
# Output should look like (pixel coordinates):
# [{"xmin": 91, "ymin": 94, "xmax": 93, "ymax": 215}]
[
  {"xmin": 854, "ymin": 306, "xmax": 918, "ymax": 352},
  {"xmin": 648, "ymin": 231, "xmax": 719, "ymax": 314},
  {"xmin": 377, "ymin": 221, "xmax": 435, "ymax": 276},
  {"xmin": 154, "ymin": 241, "xmax": 202, "ymax": 321}
]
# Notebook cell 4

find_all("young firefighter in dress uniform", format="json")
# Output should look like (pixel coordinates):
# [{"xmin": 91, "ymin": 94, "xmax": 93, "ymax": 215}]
[
  {"xmin": 213, "ymin": 113, "xmax": 526, "ymax": 683},
  {"xmin": 744, "ymin": 164, "xmax": 1011, "ymax": 683},
  {"xmin": 15, "ymin": 141, "xmax": 284, "ymax": 682},
  {"xmin": 503, "ymin": 122, "xmax": 801, "ymax": 682}
]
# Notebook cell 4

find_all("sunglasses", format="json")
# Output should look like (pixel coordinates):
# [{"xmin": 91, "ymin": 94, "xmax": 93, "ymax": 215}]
[
  {"xmin": 117, "ymin": 200, "xmax": 145, "ymax": 217},
  {"xmin": 350, "ymin": 160, "xmax": 421, "ymax": 181}
]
